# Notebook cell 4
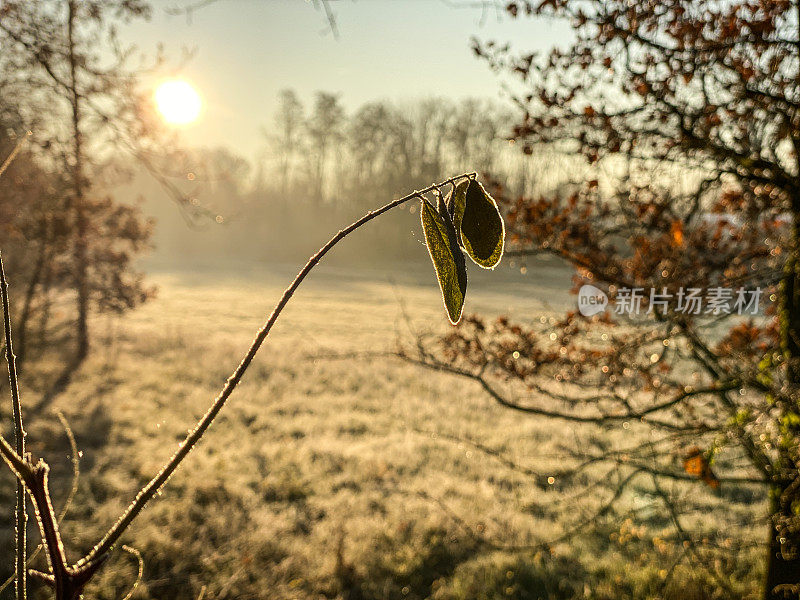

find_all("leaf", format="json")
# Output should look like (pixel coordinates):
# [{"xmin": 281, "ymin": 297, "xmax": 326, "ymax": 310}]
[
  {"xmin": 670, "ymin": 220, "xmax": 684, "ymax": 247},
  {"xmin": 446, "ymin": 180, "xmax": 469, "ymax": 242},
  {"xmin": 420, "ymin": 199, "xmax": 467, "ymax": 325},
  {"xmin": 683, "ymin": 447, "xmax": 719, "ymax": 489},
  {"xmin": 459, "ymin": 179, "xmax": 505, "ymax": 269}
]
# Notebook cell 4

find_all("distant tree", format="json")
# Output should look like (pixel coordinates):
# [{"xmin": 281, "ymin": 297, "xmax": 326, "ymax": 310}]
[
  {"xmin": 0, "ymin": 0, "xmax": 158, "ymax": 362},
  {"xmin": 389, "ymin": 99, "xmax": 452, "ymax": 187},
  {"xmin": 347, "ymin": 101, "xmax": 394, "ymax": 192},
  {"xmin": 268, "ymin": 89, "xmax": 305, "ymax": 195},
  {"xmin": 348, "ymin": 98, "xmax": 454, "ymax": 193},
  {"xmin": 0, "ymin": 134, "xmax": 72, "ymax": 366},
  {"xmin": 306, "ymin": 92, "xmax": 345, "ymax": 202},
  {"xmin": 408, "ymin": 1, "xmax": 800, "ymax": 598},
  {"xmin": 447, "ymin": 99, "xmax": 487, "ymax": 171}
]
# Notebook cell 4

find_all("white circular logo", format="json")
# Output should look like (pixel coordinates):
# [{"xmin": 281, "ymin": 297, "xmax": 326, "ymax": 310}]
[{"xmin": 577, "ymin": 284, "xmax": 608, "ymax": 316}]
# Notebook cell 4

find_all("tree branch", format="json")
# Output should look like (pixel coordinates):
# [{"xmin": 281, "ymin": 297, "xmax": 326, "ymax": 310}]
[
  {"xmin": 1, "ymin": 252, "xmax": 28, "ymax": 600},
  {"xmin": 397, "ymin": 351, "xmax": 720, "ymax": 432},
  {"xmin": 75, "ymin": 172, "xmax": 477, "ymax": 568},
  {"xmin": 0, "ymin": 411, "xmax": 81, "ymax": 597}
]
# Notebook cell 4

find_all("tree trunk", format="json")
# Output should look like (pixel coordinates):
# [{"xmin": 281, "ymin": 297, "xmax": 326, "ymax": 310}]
[
  {"xmin": 763, "ymin": 479, "xmax": 800, "ymax": 599},
  {"xmin": 73, "ymin": 204, "xmax": 89, "ymax": 361},
  {"xmin": 67, "ymin": 0, "xmax": 89, "ymax": 361},
  {"xmin": 764, "ymin": 205, "xmax": 800, "ymax": 599},
  {"xmin": 36, "ymin": 245, "xmax": 55, "ymax": 349},
  {"xmin": 16, "ymin": 232, "xmax": 47, "ymax": 367}
]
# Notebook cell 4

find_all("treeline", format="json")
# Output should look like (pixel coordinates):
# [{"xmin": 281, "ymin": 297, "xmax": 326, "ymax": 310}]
[
  {"xmin": 263, "ymin": 91, "xmax": 512, "ymax": 204},
  {"xmin": 1, "ymin": 74, "xmax": 577, "ymax": 365},
  {"xmin": 140, "ymin": 91, "xmax": 577, "ymax": 268}
]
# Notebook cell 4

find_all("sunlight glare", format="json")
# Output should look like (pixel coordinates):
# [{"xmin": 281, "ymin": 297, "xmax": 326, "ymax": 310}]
[{"xmin": 155, "ymin": 80, "xmax": 201, "ymax": 125}]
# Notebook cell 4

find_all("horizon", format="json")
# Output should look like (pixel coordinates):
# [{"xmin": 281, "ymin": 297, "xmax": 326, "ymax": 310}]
[{"xmin": 121, "ymin": 0, "xmax": 572, "ymax": 159}]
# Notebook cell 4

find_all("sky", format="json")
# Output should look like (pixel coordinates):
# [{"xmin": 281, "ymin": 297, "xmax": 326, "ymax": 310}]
[{"xmin": 122, "ymin": 0, "xmax": 571, "ymax": 158}]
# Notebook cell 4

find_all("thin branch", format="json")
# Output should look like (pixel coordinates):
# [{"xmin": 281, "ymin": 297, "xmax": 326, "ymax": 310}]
[
  {"xmin": 0, "ymin": 433, "xmax": 31, "ymax": 482},
  {"xmin": 119, "ymin": 546, "xmax": 144, "ymax": 600},
  {"xmin": 0, "ymin": 410, "xmax": 81, "ymax": 596},
  {"xmin": 0, "ymin": 132, "xmax": 30, "ymax": 180},
  {"xmin": 397, "ymin": 352, "xmax": 710, "ymax": 432},
  {"xmin": 314, "ymin": 0, "xmax": 339, "ymax": 39},
  {"xmin": 650, "ymin": 473, "xmax": 737, "ymax": 596},
  {"xmin": 167, "ymin": 0, "xmax": 340, "ymax": 37},
  {"xmin": 76, "ymin": 172, "xmax": 477, "ymax": 568},
  {"xmin": 422, "ymin": 468, "xmax": 644, "ymax": 553},
  {"xmin": 25, "ymin": 463, "xmax": 69, "ymax": 595},
  {"xmin": 1, "ymin": 252, "xmax": 28, "ymax": 600},
  {"xmin": 53, "ymin": 411, "xmax": 80, "ymax": 523}
]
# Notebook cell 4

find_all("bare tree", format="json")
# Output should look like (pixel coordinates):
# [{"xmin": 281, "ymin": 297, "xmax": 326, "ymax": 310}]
[
  {"xmin": 306, "ymin": 92, "xmax": 345, "ymax": 203},
  {"xmin": 0, "ymin": 0, "xmax": 158, "ymax": 364},
  {"xmin": 408, "ymin": 1, "xmax": 800, "ymax": 597},
  {"xmin": 267, "ymin": 89, "xmax": 305, "ymax": 196}
]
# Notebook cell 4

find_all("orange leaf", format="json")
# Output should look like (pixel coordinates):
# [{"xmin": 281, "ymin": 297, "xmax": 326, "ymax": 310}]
[
  {"xmin": 683, "ymin": 447, "xmax": 719, "ymax": 489},
  {"xmin": 670, "ymin": 220, "xmax": 684, "ymax": 247}
]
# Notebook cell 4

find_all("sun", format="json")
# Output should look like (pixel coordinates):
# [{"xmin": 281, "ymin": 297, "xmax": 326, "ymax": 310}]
[{"xmin": 155, "ymin": 79, "xmax": 202, "ymax": 125}]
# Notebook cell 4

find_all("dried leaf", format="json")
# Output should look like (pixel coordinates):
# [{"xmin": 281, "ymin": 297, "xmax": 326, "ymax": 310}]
[
  {"xmin": 683, "ymin": 447, "xmax": 719, "ymax": 489},
  {"xmin": 460, "ymin": 180, "xmax": 505, "ymax": 269},
  {"xmin": 421, "ymin": 199, "xmax": 468, "ymax": 324}
]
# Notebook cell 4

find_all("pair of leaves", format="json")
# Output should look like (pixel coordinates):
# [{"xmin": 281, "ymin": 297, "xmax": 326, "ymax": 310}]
[{"xmin": 420, "ymin": 178, "xmax": 505, "ymax": 325}]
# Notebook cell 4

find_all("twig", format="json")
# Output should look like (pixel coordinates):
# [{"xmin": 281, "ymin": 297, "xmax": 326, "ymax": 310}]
[
  {"xmin": 397, "ymin": 352, "xmax": 707, "ymax": 431},
  {"xmin": 53, "ymin": 411, "xmax": 80, "ymax": 523},
  {"xmin": 0, "ymin": 433, "xmax": 31, "ymax": 482},
  {"xmin": 26, "ymin": 463, "xmax": 70, "ymax": 593},
  {"xmin": 76, "ymin": 172, "xmax": 477, "ymax": 568},
  {"xmin": 649, "ymin": 471, "xmax": 736, "ymax": 596},
  {"xmin": 0, "ymin": 410, "xmax": 81, "ymax": 596},
  {"xmin": 1, "ymin": 252, "xmax": 28, "ymax": 600},
  {"xmin": 167, "ymin": 0, "xmax": 340, "ymax": 37},
  {"xmin": 413, "ymin": 468, "xmax": 640, "ymax": 553},
  {"xmin": 0, "ymin": 132, "xmax": 30, "ymax": 180},
  {"xmin": 24, "ymin": 460, "xmax": 109, "ymax": 599},
  {"xmin": 119, "ymin": 545, "xmax": 144, "ymax": 600},
  {"xmin": 314, "ymin": 0, "xmax": 339, "ymax": 38}
]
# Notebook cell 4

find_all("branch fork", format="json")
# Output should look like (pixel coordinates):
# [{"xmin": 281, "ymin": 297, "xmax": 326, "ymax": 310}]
[{"xmin": 0, "ymin": 173, "xmax": 479, "ymax": 599}]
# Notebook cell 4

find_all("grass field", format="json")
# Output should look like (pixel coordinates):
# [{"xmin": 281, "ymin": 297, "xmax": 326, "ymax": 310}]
[{"xmin": 0, "ymin": 259, "xmax": 765, "ymax": 600}]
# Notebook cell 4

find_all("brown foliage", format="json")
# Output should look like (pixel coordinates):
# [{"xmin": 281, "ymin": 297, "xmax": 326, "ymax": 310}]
[{"xmin": 412, "ymin": 1, "xmax": 800, "ymax": 596}]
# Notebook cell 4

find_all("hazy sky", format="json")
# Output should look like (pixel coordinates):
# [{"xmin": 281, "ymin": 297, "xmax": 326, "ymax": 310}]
[{"xmin": 124, "ymin": 0, "xmax": 571, "ymax": 158}]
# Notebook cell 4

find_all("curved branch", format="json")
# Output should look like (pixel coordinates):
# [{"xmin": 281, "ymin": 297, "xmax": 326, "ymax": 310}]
[
  {"xmin": 119, "ymin": 546, "xmax": 144, "ymax": 600},
  {"xmin": 75, "ymin": 172, "xmax": 477, "ymax": 568},
  {"xmin": 398, "ymin": 352, "xmax": 718, "ymax": 432}
]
